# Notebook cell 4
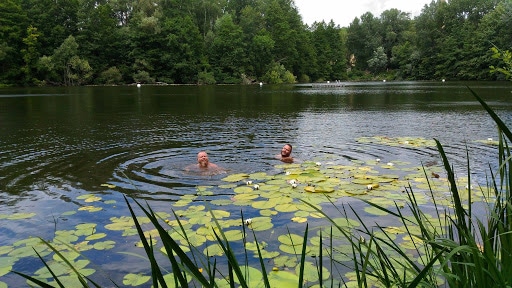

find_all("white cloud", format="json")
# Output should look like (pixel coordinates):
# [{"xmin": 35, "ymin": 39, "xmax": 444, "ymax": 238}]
[{"xmin": 294, "ymin": 0, "xmax": 432, "ymax": 27}]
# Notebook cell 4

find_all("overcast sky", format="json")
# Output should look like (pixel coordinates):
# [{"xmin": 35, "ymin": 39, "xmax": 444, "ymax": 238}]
[{"xmin": 294, "ymin": 0, "xmax": 434, "ymax": 27}]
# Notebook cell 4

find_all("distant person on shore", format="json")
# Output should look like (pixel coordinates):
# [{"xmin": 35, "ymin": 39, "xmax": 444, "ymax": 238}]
[
  {"xmin": 276, "ymin": 144, "xmax": 294, "ymax": 163},
  {"xmin": 185, "ymin": 151, "xmax": 225, "ymax": 174}
]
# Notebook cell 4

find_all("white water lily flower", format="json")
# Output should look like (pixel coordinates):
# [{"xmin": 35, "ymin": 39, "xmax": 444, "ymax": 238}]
[
  {"xmin": 246, "ymin": 180, "xmax": 252, "ymax": 185},
  {"xmin": 487, "ymin": 138, "xmax": 493, "ymax": 141},
  {"xmin": 285, "ymin": 171, "xmax": 291, "ymax": 175},
  {"xmin": 315, "ymin": 162, "xmax": 322, "ymax": 166},
  {"xmin": 288, "ymin": 179, "xmax": 297, "ymax": 185},
  {"xmin": 253, "ymin": 184, "xmax": 259, "ymax": 190},
  {"xmin": 386, "ymin": 162, "xmax": 394, "ymax": 166},
  {"xmin": 292, "ymin": 183, "xmax": 298, "ymax": 188},
  {"xmin": 245, "ymin": 218, "xmax": 252, "ymax": 225},
  {"xmin": 376, "ymin": 158, "xmax": 381, "ymax": 162}
]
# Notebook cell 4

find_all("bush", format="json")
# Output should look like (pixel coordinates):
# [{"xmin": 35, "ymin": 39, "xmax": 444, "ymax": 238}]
[
  {"xmin": 98, "ymin": 67, "xmax": 122, "ymax": 85},
  {"xmin": 132, "ymin": 70, "xmax": 155, "ymax": 84},
  {"xmin": 262, "ymin": 62, "xmax": 296, "ymax": 84},
  {"xmin": 197, "ymin": 70, "xmax": 216, "ymax": 85}
]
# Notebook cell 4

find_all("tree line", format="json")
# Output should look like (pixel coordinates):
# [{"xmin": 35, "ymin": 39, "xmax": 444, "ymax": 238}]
[{"xmin": 0, "ymin": 0, "xmax": 511, "ymax": 86}]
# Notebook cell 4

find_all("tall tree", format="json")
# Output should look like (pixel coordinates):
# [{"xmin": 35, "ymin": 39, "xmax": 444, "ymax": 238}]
[
  {"xmin": 0, "ymin": 0, "xmax": 28, "ymax": 84},
  {"xmin": 379, "ymin": 9, "xmax": 413, "ymax": 70},
  {"xmin": 22, "ymin": 0, "xmax": 79, "ymax": 56},
  {"xmin": 347, "ymin": 12, "xmax": 381, "ymax": 72},
  {"xmin": 76, "ymin": 0, "xmax": 128, "ymax": 83},
  {"xmin": 21, "ymin": 26, "xmax": 41, "ymax": 85},
  {"xmin": 264, "ymin": 0, "xmax": 302, "ymax": 75},
  {"xmin": 310, "ymin": 21, "xmax": 345, "ymax": 81},
  {"xmin": 39, "ymin": 35, "xmax": 92, "ymax": 85},
  {"xmin": 160, "ymin": 15, "xmax": 204, "ymax": 83},
  {"xmin": 208, "ymin": 14, "xmax": 247, "ymax": 83}
]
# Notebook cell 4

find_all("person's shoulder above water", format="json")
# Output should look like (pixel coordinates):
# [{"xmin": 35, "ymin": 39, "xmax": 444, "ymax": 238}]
[{"xmin": 276, "ymin": 143, "xmax": 294, "ymax": 163}]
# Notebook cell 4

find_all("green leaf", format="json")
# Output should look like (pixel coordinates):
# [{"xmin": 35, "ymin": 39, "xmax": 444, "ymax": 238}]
[
  {"xmin": 93, "ymin": 240, "xmax": 115, "ymax": 250},
  {"xmin": 222, "ymin": 173, "xmax": 250, "ymax": 182},
  {"xmin": 123, "ymin": 273, "xmax": 151, "ymax": 286}
]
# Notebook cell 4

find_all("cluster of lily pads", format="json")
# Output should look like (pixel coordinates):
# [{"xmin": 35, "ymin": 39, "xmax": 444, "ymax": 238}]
[{"xmin": 1, "ymin": 140, "xmax": 490, "ymax": 287}]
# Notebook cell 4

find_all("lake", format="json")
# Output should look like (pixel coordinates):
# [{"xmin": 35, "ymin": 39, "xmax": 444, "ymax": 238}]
[{"xmin": 1, "ymin": 81, "xmax": 511, "ymax": 286}]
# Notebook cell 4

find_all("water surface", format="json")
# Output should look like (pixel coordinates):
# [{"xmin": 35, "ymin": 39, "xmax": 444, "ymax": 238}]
[{"xmin": 1, "ymin": 81, "xmax": 511, "ymax": 286}]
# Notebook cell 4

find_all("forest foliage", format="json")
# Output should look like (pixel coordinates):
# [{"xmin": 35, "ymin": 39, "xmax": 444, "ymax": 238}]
[{"xmin": 0, "ymin": 0, "xmax": 511, "ymax": 86}]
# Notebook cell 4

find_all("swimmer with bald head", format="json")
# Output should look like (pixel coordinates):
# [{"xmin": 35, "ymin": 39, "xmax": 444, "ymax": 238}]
[
  {"xmin": 196, "ymin": 151, "xmax": 219, "ymax": 169},
  {"xmin": 185, "ymin": 151, "xmax": 224, "ymax": 175}
]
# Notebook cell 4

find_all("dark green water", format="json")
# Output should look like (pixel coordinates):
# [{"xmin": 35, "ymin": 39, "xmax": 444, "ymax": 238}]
[{"xmin": 0, "ymin": 81, "xmax": 511, "ymax": 286}]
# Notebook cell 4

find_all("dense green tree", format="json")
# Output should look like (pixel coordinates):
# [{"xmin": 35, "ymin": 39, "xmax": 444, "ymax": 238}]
[
  {"xmin": 0, "ymin": 0, "xmax": 510, "ymax": 86},
  {"xmin": 128, "ymin": 0, "xmax": 164, "ymax": 83},
  {"xmin": 415, "ymin": 0, "xmax": 447, "ymax": 79},
  {"xmin": 293, "ymin": 28, "xmax": 318, "ymax": 82},
  {"xmin": 160, "ymin": 15, "xmax": 204, "ymax": 83},
  {"xmin": 208, "ymin": 14, "xmax": 247, "ymax": 83},
  {"xmin": 264, "ymin": 0, "xmax": 302, "ymax": 75},
  {"xmin": 75, "ymin": 0, "xmax": 127, "ymax": 82},
  {"xmin": 38, "ymin": 35, "xmax": 91, "ymax": 85},
  {"xmin": 21, "ymin": 26, "xmax": 41, "ymax": 85},
  {"xmin": 0, "ymin": 0, "xmax": 28, "ymax": 84},
  {"xmin": 22, "ymin": 0, "xmax": 79, "ymax": 56},
  {"xmin": 239, "ymin": 4, "xmax": 269, "ymax": 78},
  {"xmin": 310, "ymin": 21, "xmax": 346, "ymax": 81},
  {"xmin": 347, "ymin": 12, "xmax": 382, "ymax": 72},
  {"xmin": 190, "ymin": 0, "xmax": 227, "ymax": 37},
  {"xmin": 368, "ymin": 46, "xmax": 387, "ymax": 73},
  {"xmin": 379, "ymin": 9, "xmax": 413, "ymax": 70}
]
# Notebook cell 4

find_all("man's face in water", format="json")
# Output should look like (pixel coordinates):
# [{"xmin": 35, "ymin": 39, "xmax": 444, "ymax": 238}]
[
  {"xmin": 281, "ymin": 145, "xmax": 292, "ymax": 157},
  {"xmin": 197, "ymin": 152, "xmax": 209, "ymax": 168}
]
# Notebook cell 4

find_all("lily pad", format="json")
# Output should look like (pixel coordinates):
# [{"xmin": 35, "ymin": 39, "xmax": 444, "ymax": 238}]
[
  {"xmin": 123, "ymin": 273, "xmax": 150, "ymax": 286},
  {"xmin": 364, "ymin": 206, "xmax": 389, "ymax": 216},
  {"xmin": 260, "ymin": 209, "xmax": 278, "ymax": 216},
  {"xmin": 297, "ymin": 261, "xmax": 330, "ymax": 282},
  {"xmin": 78, "ymin": 206, "xmax": 102, "ymax": 212},
  {"xmin": 100, "ymin": 183, "xmax": 116, "ymax": 189},
  {"xmin": 85, "ymin": 233, "xmax": 107, "ymax": 241},
  {"xmin": 222, "ymin": 173, "xmax": 249, "ymax": 182},
  {"xmin": 275, "ymin": 203, "xmax": 300, "ymax": 212},
  {"xmin": 291, "ymin": 216, "xmax": 307, "ymax": 223},
  {"xmin": 6, "ymin": 213, "xmax": 37, "ymax": 220},
  {"xmin": 204, "ymin": 243, "xmax": 224, "ymax": 256},
  {"xmin": 252, "ymin": 201, "xmax": 276, "ymax": 210},
  {"xmin": 233, "ymin": 186, "xmax": 254, "ymax": 194},
  {"xmin": 267, "ymin": 270, "xmax": 299, "ymax": 287},
  {"xmin": 249, "ymin": 172, "xmax": 272, "ymax": 180},
  {"xmin": 273, "ymin": 255, "xmax": 298, "ymax": 267},
  {"xmin": 278, "ymin": 234, "xmax": 304, "ymax": 246},
  {"xmin": 248, "ymin": 217, "xmax": 273, "ymax": 231},
  {"xmin": 93, "ymin": 240, "xmax": 115, "ymax": 250},
  {"xmin": 279, "ymin": 244, "xmax": 310, "ymax": 255},
  {"xmin": 233, "ymin": 266, "xmax": 263, "ymax": 287},
  {"xmin": 224, "ymin": 230, "xmax": 244, "ymax": 241}
]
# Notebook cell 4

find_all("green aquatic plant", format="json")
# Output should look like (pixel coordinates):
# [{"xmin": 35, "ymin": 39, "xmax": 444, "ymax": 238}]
[
  {"xmin": 303, "ymin": 87, "xmax": 512, "ymax": 287},
  {"xmin": 9, "ymin": 88, "xmax": 512, "ymax": 287}
]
